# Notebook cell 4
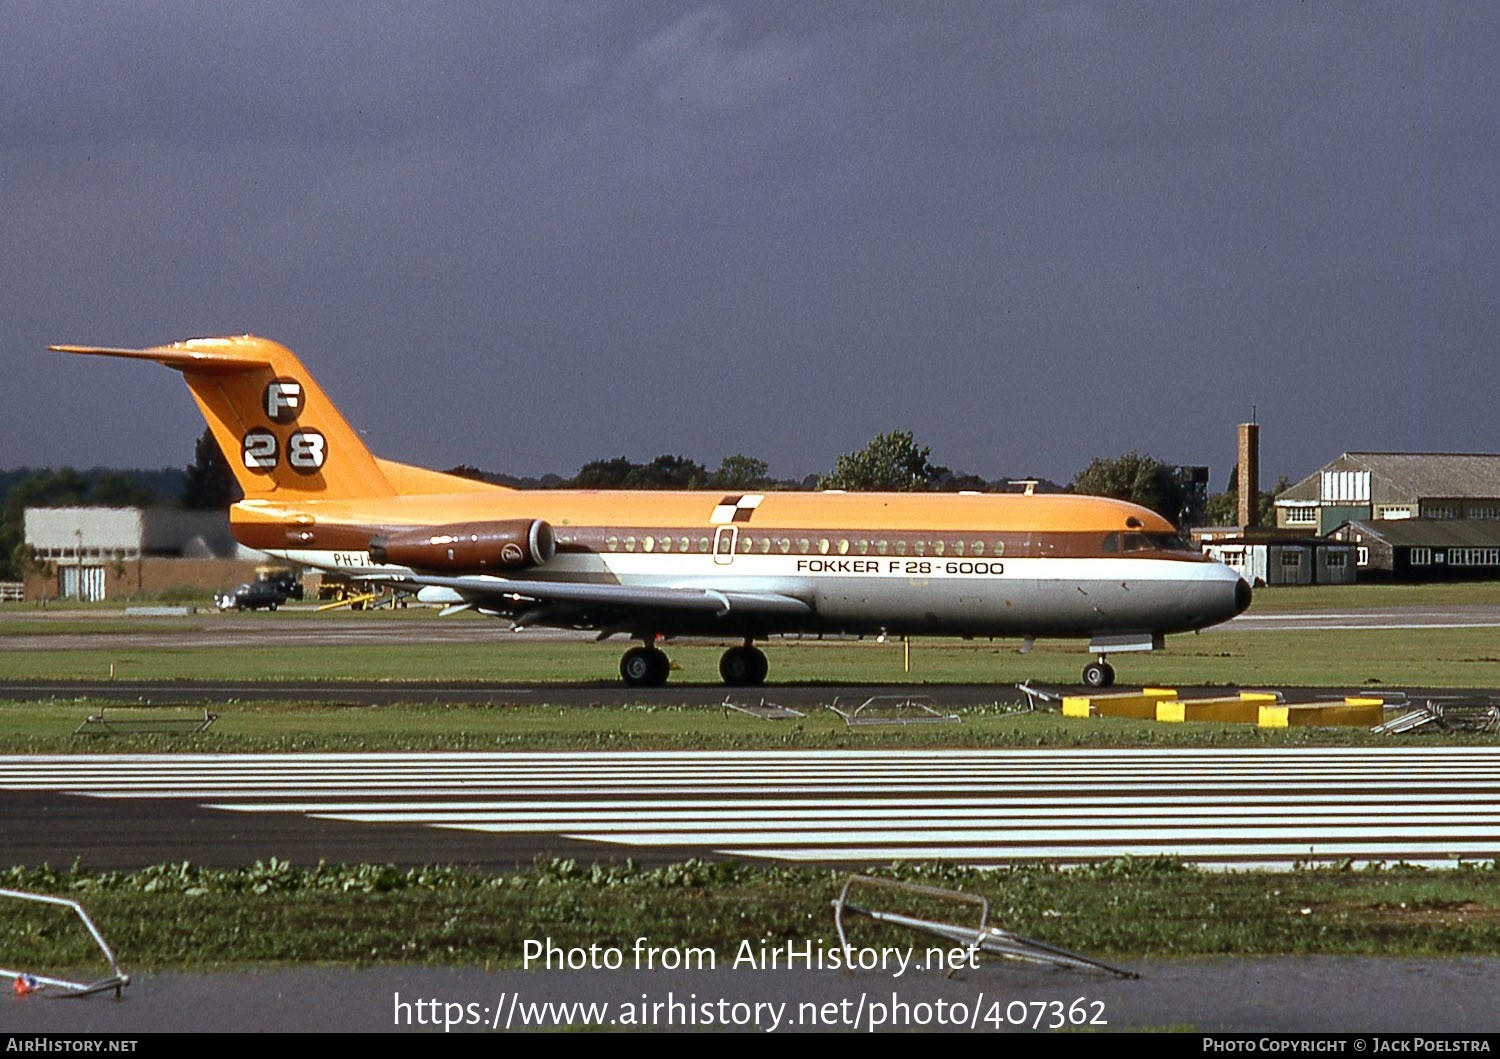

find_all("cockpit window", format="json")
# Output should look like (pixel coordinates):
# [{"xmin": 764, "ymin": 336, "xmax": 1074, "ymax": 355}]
[
  {"xmin": 1110, "ymin": 532, "xmax": 1194, "ymax": 554},
  {"xmin": 1146, "ymin": 533, "xmax": 1194, "ymax": 552}
]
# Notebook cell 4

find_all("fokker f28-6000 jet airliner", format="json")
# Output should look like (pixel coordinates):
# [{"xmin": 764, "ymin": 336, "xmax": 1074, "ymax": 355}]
[{"xmin": 54, "ymin": 336, "xmax": 1251, "ymax": 688}]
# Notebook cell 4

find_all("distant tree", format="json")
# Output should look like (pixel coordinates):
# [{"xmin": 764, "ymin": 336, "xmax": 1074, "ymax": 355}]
[
  {"xmin": 89, "ymin": 472, "xmax": 158, "ymax": 508},
  {"xmin": 1072, "ymin": 451, "xmax": 1191, "ymax": 524},
  {"xmin": 1205, "ymin": 471, "xmax": 1288, "ymax": 527},
  {"xmin": 572, "ymin": 456, "xmax": 637, "ymax": 489},
  {"xmin": 441, "ymin": 464, "xmax": 489, "ymax": 482},
  {"xmin": 181, "ymin": 428, "xmax": 242, "ymax": 510},
  {"xmin": 629, "ymin": 454, "xmax": 708, "ymax": 490},
  {"xmin": 570, "ymin": 455, "xmax": 708, "ymax": 490},
  {"xmin": 932, "ymin": 467, "xmax": 989, "ymax": 492},
  {"xmin": 709, "ymin": 454, "xmax": 771, "ymax": 491},
  {"xmin": 818, "ymin": 430, "xmax": 939, "ymax": 491}
]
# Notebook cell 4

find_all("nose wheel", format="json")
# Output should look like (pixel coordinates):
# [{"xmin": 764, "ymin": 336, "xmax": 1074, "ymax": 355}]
[
  {"xmin": 719, "ymin": 644, "xmax": 769, "ymax": 686},
  {"xmin": 621, "ymin": 645, "xmax": 671, "ymax": 687},
  {"xmin": 1081, "ymin": 660, "xmax": 1116, "ymax": 688}
]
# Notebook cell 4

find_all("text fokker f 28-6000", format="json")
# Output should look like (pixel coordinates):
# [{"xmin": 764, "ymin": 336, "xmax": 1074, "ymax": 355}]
[{"xmin": 54, "ymin": 335, "xmax": 1252, "ymax": 688}]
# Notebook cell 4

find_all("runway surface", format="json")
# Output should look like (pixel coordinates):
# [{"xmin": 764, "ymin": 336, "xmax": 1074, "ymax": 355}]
[{"xmin": 6, "ymin": 748, "xmax": 1500, "ymax": 870}]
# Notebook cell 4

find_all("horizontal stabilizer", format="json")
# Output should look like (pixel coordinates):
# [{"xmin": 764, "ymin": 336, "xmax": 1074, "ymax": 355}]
[{"xmin": 51, "ymin": 341, "xmax": 271, "ymax": 374}]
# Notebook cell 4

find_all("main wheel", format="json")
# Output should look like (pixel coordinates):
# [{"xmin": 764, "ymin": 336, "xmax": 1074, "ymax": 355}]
[
  {"xmin": 1081, "ymin": 661, "xmax": 1115, "ymax": 688},
  {"xmin": 719, "ymin": 645, "xmax": 769, "ymax": 687},
  {"xmin": 621, "ymin": 646, "xmax": 670, "ymax": 687}
]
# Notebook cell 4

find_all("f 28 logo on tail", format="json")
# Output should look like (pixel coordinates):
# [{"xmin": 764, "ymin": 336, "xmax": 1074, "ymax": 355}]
[
  {"xmin": 264, "ymin": 379, "xmax": 304, "ymax": 423},
  {"xmin": 242, "ymin": 429, "xmax": 327, "ymax": 474}
]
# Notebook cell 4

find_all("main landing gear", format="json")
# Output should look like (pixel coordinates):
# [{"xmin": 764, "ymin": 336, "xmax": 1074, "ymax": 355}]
[
  {"xmin": 719, "ymin": 642, "xmax": 769, "ymax": 687},
  {"xmin": 617, "ymin": 639, "xmax": 769, "ymax": 687},
  {"xmin": 620, "ymin": 644, "xmax": 671, "ymax": 687},
  {"xmin": 1081, "ymin": 659, "xmax": 1116, "ymax": 689}
]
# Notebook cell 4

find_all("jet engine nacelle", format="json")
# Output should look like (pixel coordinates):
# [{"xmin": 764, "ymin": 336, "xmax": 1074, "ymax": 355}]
[{"xmin": 369, "ymin": 519, "xmax": 556, "ymax": 572}]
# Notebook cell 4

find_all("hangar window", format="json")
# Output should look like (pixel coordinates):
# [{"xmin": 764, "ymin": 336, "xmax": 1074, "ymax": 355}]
[
  {"xmin": 1280, "ymin": 551, "xmax": 1301, "ymax": 568},
  {"xmin": 1327, "ymin": 552, "xmax": 1347, "ymax": 568},
  {"xmin": 1411, "ymin": 548, "xmax": 1431, "ymax": 566}
]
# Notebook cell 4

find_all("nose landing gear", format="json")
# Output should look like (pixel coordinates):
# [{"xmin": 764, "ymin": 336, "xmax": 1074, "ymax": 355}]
[{"xmin": 1081, "ymin": 659, "xmax": 1116, "ymax": 688}]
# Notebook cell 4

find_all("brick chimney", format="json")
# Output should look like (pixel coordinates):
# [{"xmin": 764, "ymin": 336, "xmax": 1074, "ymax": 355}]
[{"xmin": 1237, "ymin": 422, "xmax": 1259, "ymax": 528}]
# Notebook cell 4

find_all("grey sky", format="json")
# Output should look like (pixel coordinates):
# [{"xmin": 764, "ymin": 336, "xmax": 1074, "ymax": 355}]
[{"xmin": 4, "ymin": 2, "xmax": 1497, "ymax": 491}]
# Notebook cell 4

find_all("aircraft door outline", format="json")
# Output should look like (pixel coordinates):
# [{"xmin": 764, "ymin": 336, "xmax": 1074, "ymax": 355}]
[{"xmin": 713, "ymin": 526, "xmax": 737, "ymax": 565}]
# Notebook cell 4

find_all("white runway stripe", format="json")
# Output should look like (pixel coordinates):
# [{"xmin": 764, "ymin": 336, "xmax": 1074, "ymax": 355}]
[{"xmin": 5, "ymin": 749, "xmax": 1500, "ymax": 868}]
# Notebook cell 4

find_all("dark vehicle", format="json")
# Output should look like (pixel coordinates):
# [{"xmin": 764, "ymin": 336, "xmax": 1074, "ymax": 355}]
[
  {"xmin": 254, "ymin": 565, "xmax": 304, "ymax": 601},
  {"xmin": 216, "ymin": 581, "xmax": 288, "ymax": 612}
]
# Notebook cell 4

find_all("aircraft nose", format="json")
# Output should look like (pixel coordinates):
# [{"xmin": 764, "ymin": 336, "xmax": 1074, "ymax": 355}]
[{"xmin": 1235, "ymin": 577, "xmax": 1253, "ymax": 615}]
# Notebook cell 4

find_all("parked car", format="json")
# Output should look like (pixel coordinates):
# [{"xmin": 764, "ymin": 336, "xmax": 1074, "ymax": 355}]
[{"xmin": 216, "ymin": 581, "xmax": 288, "ymax": 612}]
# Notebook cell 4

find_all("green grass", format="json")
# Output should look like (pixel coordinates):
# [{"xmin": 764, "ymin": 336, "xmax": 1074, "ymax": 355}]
[
  {"xmin": 1239, "ymin": 581, "xmax": 1500, "ymax": 611},
  {"xmin": 8, "ymin": 698, "xmax": 1480, "ymax": 754},
  {"xmin": 4, "ymin": 858, "xmax": 1500, "ymax": 971},
  {"xmin": 3, "ymin": 626, "xmax": 1500, "ymax": 688}
]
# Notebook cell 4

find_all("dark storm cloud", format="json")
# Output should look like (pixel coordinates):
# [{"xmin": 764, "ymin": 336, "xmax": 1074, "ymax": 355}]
[{"xmin": 5, "ymin": 3, "xmax": 1498, "ymax": 491}]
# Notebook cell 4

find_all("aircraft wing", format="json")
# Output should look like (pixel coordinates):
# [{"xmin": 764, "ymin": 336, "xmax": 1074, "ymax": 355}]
[{"xmin": 383, "ymin": 573, "xmax": 814, "ymax": 620}]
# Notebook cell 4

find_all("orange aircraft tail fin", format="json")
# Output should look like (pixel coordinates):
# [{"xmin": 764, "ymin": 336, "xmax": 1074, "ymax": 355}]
[{"xmin": 52, "ymin": 335, "xmax": 400, "ymax": 501}]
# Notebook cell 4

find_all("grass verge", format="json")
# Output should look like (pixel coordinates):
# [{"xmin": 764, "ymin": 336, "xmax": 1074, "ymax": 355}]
[{"xmin": 4, "ymin": 857, "xmax": 1499, "ymax": 971}]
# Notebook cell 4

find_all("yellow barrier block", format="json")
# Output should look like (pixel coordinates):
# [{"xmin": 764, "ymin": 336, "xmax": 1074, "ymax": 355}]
[
  {"xmin": 1063, "ymin": 688, "xmax": 1176, "ymax": 719},
  {"xmin": 1239, "ymin": 692, "xmax": 1281, "ymax": 703},
  {"xmin": 1080, "ymin": 693, "xmax": 1179, "ymax": 720},
  {"xmin": 1062, "ymin": 696, "xmax": 1094, "ymax": 718},
  {"xmin": 1259, "ymin": 703, "xmax": 1387, "ymax": 728},
  {"xmin": 1161, "ymin": 697, "xmax": 1264, "ymax": 725},
  {"xmin": 1344, "ymin": 696, "xmax": 1385, "ymax": 707}
]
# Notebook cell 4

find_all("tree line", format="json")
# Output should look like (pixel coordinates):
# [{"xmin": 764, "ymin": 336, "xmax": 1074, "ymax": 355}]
[{"xmin": 0, "ymin": 426, "xmax": 1266, "ymax": 581}]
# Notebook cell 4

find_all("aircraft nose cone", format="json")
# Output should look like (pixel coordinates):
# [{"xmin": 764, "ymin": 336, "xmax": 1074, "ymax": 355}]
[{"xmin": 1234, "ymin": 577, "xmax": 1253, "ymax": 615}]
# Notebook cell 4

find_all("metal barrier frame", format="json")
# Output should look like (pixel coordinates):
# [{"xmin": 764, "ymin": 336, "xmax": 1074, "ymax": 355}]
[
  {"xmin": 833, "ymin": 874, "xmax": 1137, "ymax": 980},
  {"xmin": 0, "ymin": 888, "xmax": 130, "ymax": 998}
]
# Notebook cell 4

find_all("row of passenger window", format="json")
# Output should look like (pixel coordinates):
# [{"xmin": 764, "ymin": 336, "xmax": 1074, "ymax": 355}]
[{"xmin": 560, "ymin": 534, "xmax": 1007, "ymax": 557}]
